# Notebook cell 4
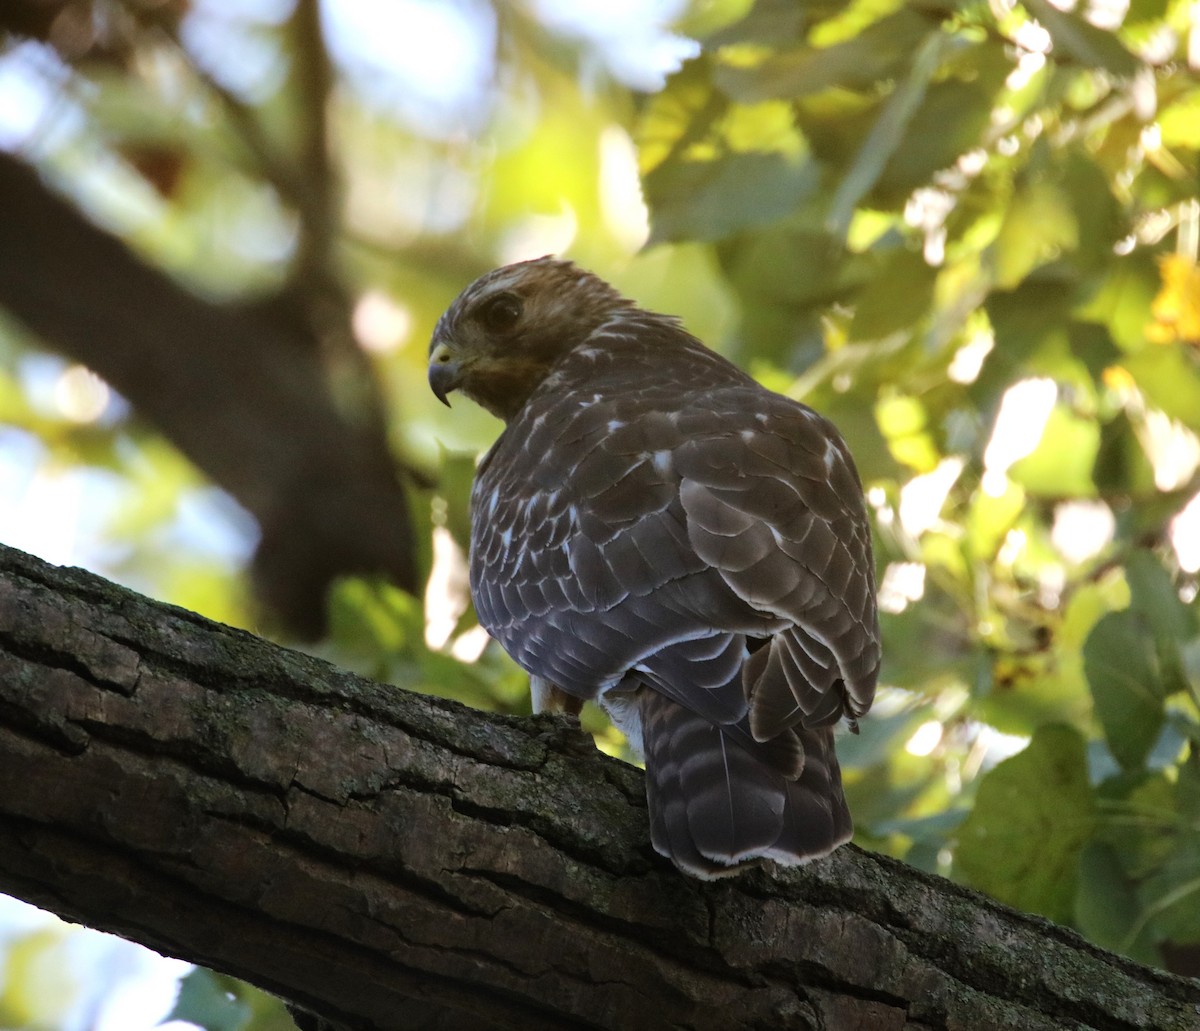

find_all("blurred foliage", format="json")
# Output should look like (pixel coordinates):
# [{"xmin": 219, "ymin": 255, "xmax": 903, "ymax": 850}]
[
  {"xmin": 167, "ymin": 969, "xmax": 295, "ymax": 1031},
  {"xmin": 2, "ymin": 0, "xmax": 1200, "ymax": 1025},
  {"xmin": 0, "ymin": 925, "xmax": 79, "ymax": 1030}
]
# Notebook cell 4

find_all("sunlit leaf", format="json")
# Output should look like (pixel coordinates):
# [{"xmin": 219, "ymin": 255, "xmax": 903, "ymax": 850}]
[
  {"xmin": 1007, "ymin": 403, "xmax": 1100, "ymax": 497},
  {"xmin": 713, "ymin": 7, "xmax": 933, "ymax": 101},
  {"xmin": 965, "ymin": 479, "xmax": 1025, "ymax": 562},
  {"xmin": 638, "ymin": 60, "xmax": 820, "ymax": 242},
  {"xmin": 1122, "ymin": 345, "xmax": 1200, "ymax": 434},
  {"xmin": 875, "ymin": 391, "xmax": 939, "ymax": 471},
  {"xmin": 638, "ymin": 58, "xmax": 724, "ymax": 176},
  {"xmin": 1125, "ymin": 0, "xmax": 1170, "ymax": 25},
  {"xmin": 326, "ymin": 576, "xmax": 423, "ymax": 673},
  {"xmin": 1147, "ymin": 255, "xmax": 1200, "ymax": 347},
  {"xmin": 1158, "ymin": 88, "xmax": 1200, "ymax": 149},
  {"xmin": 991, "ymin": 177, "xmax": 1079, "ymax": 290}
]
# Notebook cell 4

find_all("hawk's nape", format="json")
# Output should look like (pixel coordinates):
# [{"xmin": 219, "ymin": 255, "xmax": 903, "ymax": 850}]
[{"xmin": 428, "ymin": 256, "xmax": 880, "ymax": 878}]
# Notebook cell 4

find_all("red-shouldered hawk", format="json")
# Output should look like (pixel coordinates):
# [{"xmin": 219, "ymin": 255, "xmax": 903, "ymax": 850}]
[{"xmin": 429, "ymin": 257, "xmax": 879, "ymax": 878}]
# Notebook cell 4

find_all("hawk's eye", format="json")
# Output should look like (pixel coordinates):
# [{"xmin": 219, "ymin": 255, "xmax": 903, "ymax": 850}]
[{"xmin": 477, "ymin": 293, "xmax": 523, "ymax": 333}]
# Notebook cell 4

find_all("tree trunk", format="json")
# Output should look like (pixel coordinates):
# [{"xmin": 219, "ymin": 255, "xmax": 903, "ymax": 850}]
[{"xmin": 0, "ymin": 543, "xmax": 1196, "ymax": 1031}]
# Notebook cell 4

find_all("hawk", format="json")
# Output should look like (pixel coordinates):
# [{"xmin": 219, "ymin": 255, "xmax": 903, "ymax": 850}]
[{"xmin": 429, "ymin": 257, "xmax": 879, "ymax": 878}]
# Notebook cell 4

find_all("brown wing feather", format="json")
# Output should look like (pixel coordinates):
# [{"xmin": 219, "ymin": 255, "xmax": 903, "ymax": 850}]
[{"xmin": 469, "ymin": 313, "xmax": 878, "ymax": 875}]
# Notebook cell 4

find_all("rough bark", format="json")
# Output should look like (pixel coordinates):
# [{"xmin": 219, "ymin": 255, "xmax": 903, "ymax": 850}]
[
  {"xmin": 0, "ymin": 152, "xmax": 415, "ymax": 635},
  {"xmin": 0, "ymin": 542, "xmax": 1197, "ymax": 1031}
]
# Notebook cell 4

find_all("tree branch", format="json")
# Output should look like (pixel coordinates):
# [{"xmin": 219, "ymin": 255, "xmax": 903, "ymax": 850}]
[
  {"xmin": 0, "ymin": 542, "xmax": 1197, "ymax": 1031},
  {"xmin": 0, "ymin": 153, "xmax": 416, "ymax": 635}
]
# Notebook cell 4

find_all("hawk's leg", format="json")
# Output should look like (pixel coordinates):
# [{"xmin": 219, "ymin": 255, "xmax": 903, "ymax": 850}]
[
  {"xmin": 530, "ymin": 674, "xmax": 594, "ymax": 758},
  {"xmin": 530, "ymin": 674, "xmax": 585, "ymax": 716}
]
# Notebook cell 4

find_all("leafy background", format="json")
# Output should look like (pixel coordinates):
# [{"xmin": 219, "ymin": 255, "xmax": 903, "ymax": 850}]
[{"xmin": 2, "ymin": 0, "xmax": 1200, "ymax": 1026}]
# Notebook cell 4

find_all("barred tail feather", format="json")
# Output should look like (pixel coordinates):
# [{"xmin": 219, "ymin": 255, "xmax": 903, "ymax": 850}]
[{"xmin": 639, "ymin": 691, "xmax": 851, "ymax": 878}]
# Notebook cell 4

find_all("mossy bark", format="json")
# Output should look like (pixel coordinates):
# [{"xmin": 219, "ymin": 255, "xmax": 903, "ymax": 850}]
[{"xmin": 0, "ymin": 543, "xmax": 1196, "ymax": 1030}]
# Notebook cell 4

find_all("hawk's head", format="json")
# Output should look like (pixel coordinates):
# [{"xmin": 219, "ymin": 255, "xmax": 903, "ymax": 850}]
[{"xmin": 428, "ymin": 257, "xmax": 635, "ymax": 421}]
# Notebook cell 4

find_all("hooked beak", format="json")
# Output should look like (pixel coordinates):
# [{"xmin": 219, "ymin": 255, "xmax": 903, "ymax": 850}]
[{"xmin": 428, "ymin": 341, "xmax": 461, "ymax": 407}]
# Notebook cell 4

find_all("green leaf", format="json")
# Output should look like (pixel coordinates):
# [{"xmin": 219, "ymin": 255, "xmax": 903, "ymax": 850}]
[
  {"xmin": 167, "ymin": 968, "xmax": 251, "ymax": 1031},
  {"xmin": 327, "ymin": 576, "xmax": 423, "ymax": 669},
  {"xmin": 637, "ymin": 56, "xmax": 725, "ymax": 176},
  {"xmin": 1075, "ymin": 842, "xmax": 1161, "ymax": 964},
  {"xmin": 704, "ymin": 0, "xmax": 808, "ymax": 46},
  {"xmin": 713, "ymin": 7, "xmax": 933, "ymax": 101},
  {"xmin": 813, "ymin": 391, "xmax": 902, "ymax": 482},
  {"xmin": 1124, "ymin": 0, "xmax": 1170, "ymax": 25},
  {"xmin": 1084, "ymin": 610, "xmax": 1166, "ymax": 771},
  {"xmin": 1135, "ymin": 762, "xmax": 1200, "ymax": 943},
  {"xmin": 1122, "ymin": 346, "xmax": 1200, "ymax": 435},
  {"xmin": 827, "ymin": 30, "xmax": 946, "ymax": 238},
  {"xmin": 719, "ymin": 226, "xmax": 853, "ymax": 309},
  {"xmin": 639, "ymin": 58, "xmax": 823, "ymax": 243},
  {"xmin": 849, "ymin": 249, "xmax": 937, "ymax": 341},
  {"xmin": 1023, "ymin": 0, "xmax": 1141, "ymax": 77},
  {"xmin": 1061, "ymin": 152, "xmax": 1122, "ymax": 273},
  {"xmin": 644, "ymin": 150, "xmax": 820, "ymax": 243},
  {"xmin": 976, "ymin": 283, "xmax": 1072, "ymax": 409},
  {"xmin": 1007, "ymin": 403, "xmax": 1100, "ymax": 498},
  {"xmin": 1158, "ymin": 88, "xmax": 1200, "ymax": 149},
  {"xmin": 977, "ymin": 649, "xmax": 1092, "ymax": 736},
  {"xmin": 955, "ymin": 724, "xmax": 1095, "ymax": 924},
  {"xmin": 966, "ymin": 478, "xmax": 1026, "ymax": 562},
  {"xmin": 1127, "ymin": 550, "xmax": 1194, "ymax": 639},
  {"xmin": 1068, "ymin": 321, "xmax": 1122, "ymax": 384},
  {"xmin": 874, "ymin": 77, "xmax": 998, "ymax": 199},
  {"xmin": 1073, "ymin": 252, "xmax": 1160, "ymax": 353},
  {"xmin": 1126, "ymin": 549, "xmax": 1196, "ymax": 699},
  {"xmin": 1092, "ymin": 410, "xmax": 1158, "ymax": 496},
  {"xmin": 991, "ymin": 177, "xmax": 1079, "ymax": 289},
  {"xmin": 1099, "ymin": 770, "xmax": 1176, "ymax": 878},
  {"xmin": 878, "ymin": 585, "xmax": 974, "ymax": 693}
]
